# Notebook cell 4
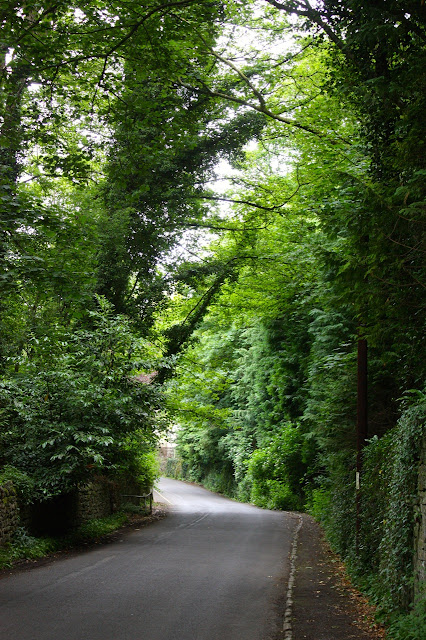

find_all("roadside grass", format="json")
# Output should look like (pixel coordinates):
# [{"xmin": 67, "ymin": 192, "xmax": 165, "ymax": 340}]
[
  {"xmin": 0, "ymin": 528, "xmax": 61, "ymax": 569},
  {"xmin": 0, "ymin": 506, "xmax": 161, "ymax": 571}
]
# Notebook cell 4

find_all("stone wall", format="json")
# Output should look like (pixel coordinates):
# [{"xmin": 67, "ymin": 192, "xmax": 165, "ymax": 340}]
[
  {"xmin": 2, "ymin": 476, "xmax": 152, "ymax": 538},
  {"xmin": 414, "ymin": 432, "xmax": 426, "ymax": 597},
  {"xmin": 0, "ymin": 481, "xmax": 19, "ymax": 546},
  {"xmin": 75, "ymin": 478, "xmax": 114, "ymax": 524},
  {"xmin": 75, "ymin": 476, "xmax": 152, "ymax": 526}
]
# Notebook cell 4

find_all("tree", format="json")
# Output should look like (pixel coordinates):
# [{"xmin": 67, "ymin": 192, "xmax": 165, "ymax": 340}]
[
  {"xmin": 161, "ymin": 4, "xmax": 425, "ymax": 629},
  {"xmin": 0, "ymin": 297, "xmax": 163, "ymax": 499},
  {"xmin": 98, "ymin": 6, "xmax": 266, "ymax": 329}
]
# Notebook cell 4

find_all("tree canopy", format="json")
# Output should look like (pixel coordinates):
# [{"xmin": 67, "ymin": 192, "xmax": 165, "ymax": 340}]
[{"xmin": 0, "ymin": 2, "xmax": 425, "ymax": 634}]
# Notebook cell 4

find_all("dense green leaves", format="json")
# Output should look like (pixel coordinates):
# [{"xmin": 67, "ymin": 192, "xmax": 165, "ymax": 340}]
[
  {"xmin": 0, "ymin": 4, "xmax": 424, "ymax": 633},
  {"xmin": 155, "ymin": 2, "xmax": 425, "ymax": 632},
  {"xmin": 0, "ymin": 298, "xmax": 163, "ymax": 499},
  {"xmin": 0, "ymin": 0, "xmax": 231, "ymax": 503}
]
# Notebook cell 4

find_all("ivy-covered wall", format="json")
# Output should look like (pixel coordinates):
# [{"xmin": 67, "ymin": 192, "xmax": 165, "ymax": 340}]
[
  {"xmin": 0, "ymin": 481, "xmax": 19, "ymax": 546},
  {"xmin": 415, "ymin": 433, "xmax": 426, "ymax": 596}
]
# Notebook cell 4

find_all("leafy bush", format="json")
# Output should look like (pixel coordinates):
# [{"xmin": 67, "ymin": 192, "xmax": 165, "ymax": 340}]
[
  {"xmin": 306, "ymin": 485, "xmax": 332, "ymax": 522},
  {"xmin": 134, "ymin": 451, "xmax": 160, "ymax": 489},
  {"xmin": 114, "ymin": 447, "xmax": 160, "ymax": 490},
  {"xmin": 388, "ymin": 597, "xmax": 426, "ymax": 640},
  {"xmin": 202, "ymin": 469, "xmax": 236, "ymax": 498},
  {"xmin": 0, "ymin": 513, "xmax": 133, "ymax": 569},
  {"xmin": 250, "ymin": 475, "xmax": 301, "ymax": 511},
  {"xmin": 376, "ymin": 394, "xmax": 426, "ymax": 612},
  {"xmin": 0, "ymin": 528, "xmax": 60, "ymax": 569},
  {"xmin": 235, "ymin": 475, "xmax": 252, "ymax": 503},
  {"xmin": 164, "ymin": 457, "xmax": 183, "ymax": 479},
  {"xmin": 70, "ymin": 513, "xmax": 129, "ymax": 543},
  {"xmin": 0, "ymin": 465, "xmax": 37, "ymax": 505},
  {"xmin": 0, "ymin": 297, "xmax": 163, "ymax": 500},
  {"xmin": 247, "ymin": 423, "xmax": 311, "ymax": 510},
  {"xmin": 311, "ymin": 391, "xmax": 426, "ymax": 633}
]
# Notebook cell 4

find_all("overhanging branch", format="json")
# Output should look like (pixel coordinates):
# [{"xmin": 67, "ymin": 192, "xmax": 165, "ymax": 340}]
[{"xmin": 178, "ymin": 79, "xmax": 351, "ymax": 146}]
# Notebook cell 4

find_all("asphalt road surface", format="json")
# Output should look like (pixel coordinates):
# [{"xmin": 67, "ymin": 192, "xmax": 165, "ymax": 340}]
[{"xmin": 0, "ymin": 478, "xmax": 299, "ymax": 640}]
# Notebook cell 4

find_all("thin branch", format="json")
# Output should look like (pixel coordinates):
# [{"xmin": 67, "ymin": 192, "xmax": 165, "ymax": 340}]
[
  {"xmin": 181, "ymin": 222, "xmax": 268, "ymax": 232},
  {"xmin": 385, "ymin": 235, "xmax": 426, "ymax": 254},
  {"xmin": 103, "ymin": 0, "xmax": 200, "ymax": 58},
  {"xmin": 27, "ymin": 0, "xmax": 199, "ymax": 76},
  {"xmin": 125, "ymin": 272, "xmax": 141, "ymax": 301},
  {"xmin": 178, "ymin": 78, "xmax": 351, "ymax": 145},
  {"xmin": 11, "ymin": 4, "xmax": 61, "ymax": 47},
  {"xmin": 369, "ymin": 272, "xmax": 426, "ymax": 290},
  {"xmin": 263, "ymin": 0, "xmax": 353, "ymax": 61},
  {"xmin": 397, "ymin": 212, "xmax": 426, "ymax": 225},
  {"xmin": 90, "ymin": 56, "xmax": 109, "ymax": 113},
  {"xmin": 198, "ymin": 41, "xmax": 267, "ymax": 110},
  {"xmin": 192, "ymin": 195, "xmax": 285, "ymax": 212},
  {"xmin": 169, "ymin": 9, "xmax": 351, "ymax": 146}
]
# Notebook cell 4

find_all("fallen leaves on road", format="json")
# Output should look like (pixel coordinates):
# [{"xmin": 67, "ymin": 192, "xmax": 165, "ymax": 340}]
[{"xmin": 322, "ymin": 541, "xmax": 387, "ymax": 639}]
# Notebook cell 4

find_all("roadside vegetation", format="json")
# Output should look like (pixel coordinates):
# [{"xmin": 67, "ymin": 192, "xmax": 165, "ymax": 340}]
[
  {"xmin": 1, "ymin": 2, "xmax": 424, "ymax": 638},
  {"xmin": 0, "ymin": 506, "xmax": 164, "ymax": 571}
]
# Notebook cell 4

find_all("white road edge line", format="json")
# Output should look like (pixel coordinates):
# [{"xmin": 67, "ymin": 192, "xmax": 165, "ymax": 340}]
[
  {"xmin": 283, "ymin": 514, "xmax": 303, "ymax": 639},
  {"xmin": 153, "ymin": 489, "xmax": 173, "ymax": 505}
]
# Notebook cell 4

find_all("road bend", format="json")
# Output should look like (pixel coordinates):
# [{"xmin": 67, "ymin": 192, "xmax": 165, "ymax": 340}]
[{"xmin": 0, "ymin": 477, "xmax": 299, "ymax": 640}]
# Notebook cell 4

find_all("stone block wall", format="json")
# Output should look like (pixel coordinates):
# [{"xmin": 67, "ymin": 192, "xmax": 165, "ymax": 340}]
[
  {"xmin": 1, "ymin": 476, "xmax": 152, "ymax": 538},
  {"xmin": 414, "ymin": 432, "xmax": 426, "ymax": 597},
  {"xmin": 75, "ymin": 478, "xmax": 114, "ymax": 524},
  {"xmin": 75, "ymin": 476, "xmax": 152, "ymax": 526},
  {"xmin": 0, "ymin": 481, "xmax": 19, "ymax": 546}
]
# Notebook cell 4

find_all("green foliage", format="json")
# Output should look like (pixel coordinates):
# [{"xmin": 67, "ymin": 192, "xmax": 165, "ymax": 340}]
[
  {"xmin": 307, "ymin": 486, "xmax": 332, "ymax": 523},
  {"xmin": 306, "ymin": 458, "xmax": 357, "ymax": 559},
  {"xmin": 124, "ymin": 450, "xmax": 160, "ymax": 491},
  {"xmin": 376, "ymin": 394, "xmax": 426, "ymax": 612},
  {"xmin": 176, "ymin": 421, "xmax": 236, "ymax": 494},
  {"xmin": 310, "ymin": 392, "xmax": 426, "ymax": 625},
  {"xmin": 358, "ymin": 433, "xmax": 395, "ymax": 574},
  {"xmin": 247, "ymin": 425, "xmax": 312, "ymax": 510},
  {"xmin": 0, "ymin": 528, "xmax": 61, "ymax": 569},
  {"xmin": 70, "ymin": 513, "xmax": 129, "ymax": 544},
  {"xmin": 388, "ymin": 597, "xmax": 426, "ymax": 640},
  {"xmin": 0, "ymin": 297, "xmax": 163, "ymax": 499},
  {"xmin": 164, "ymin": 457, "xmax": 183, "ymax": 480},
  {"xmin": 0, "ymin": 512, "xmax": 131, "ymax": 569},
  {"xmin": 0, "ymin": 466, "xmax": 36, "ymax": 505},
  {"xmin": 0, "ymin": 4, "xmax": 424, "ymax": 635}
]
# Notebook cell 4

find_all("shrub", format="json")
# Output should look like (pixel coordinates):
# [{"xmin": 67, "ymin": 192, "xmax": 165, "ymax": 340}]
[
  {"xmin": 203, "ymin": 469, "xmax": 236, "ymax": 497},
  {"xmin": 0, "ymin": 528, "xmax": 60, "ymax": 569},
  {"xmin": 0, "ymin": 298, "xmax": 163, "ymax": 500},
  {"xmin": 247, "ymin": 423, "xmax": 310, "ymax": 510},
  {"xmin": 0, "ymin": 513, "xmax": 132, "ymax": 569},
  {"xmin": 71, "ymin": 513, "xmax": 129, "ymax": 542},
  {"xmin": 377, "ymin": 394, "xmax": 426, "ymax": 612},
  {"xmin": 0, "ymin": 465, "xmax": 37, "ymax": 505},
  {"xmin": 312, "ymin": 390, "xmax": 426, "ymax": 633},
  {"xmin": 137, "ymin": 451, "xmax": 160, "ymax": 488},
  {"xmin": 388, "ymin": 597, "xmax": 426, "ymax": 640},
  {"xmin": 164, "ymin": 457, "xmax": 183, "ymax": 479}
]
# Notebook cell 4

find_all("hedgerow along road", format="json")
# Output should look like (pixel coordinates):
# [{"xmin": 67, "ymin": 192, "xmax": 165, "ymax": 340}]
[{"xmin": 0, "ymin": 477, "xmax": 299, "ymax": 640}]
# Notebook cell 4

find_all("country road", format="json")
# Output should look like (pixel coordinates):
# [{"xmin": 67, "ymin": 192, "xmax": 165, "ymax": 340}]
[{"xmin": 0, "ymin": 478, "xmax": 299, "ymax": 640}]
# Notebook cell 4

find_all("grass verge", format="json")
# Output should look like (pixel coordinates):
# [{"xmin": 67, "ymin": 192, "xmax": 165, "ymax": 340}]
[{"xmin": 0, "ymin": 506, "xmax": 166, "ymax": 571}]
